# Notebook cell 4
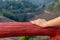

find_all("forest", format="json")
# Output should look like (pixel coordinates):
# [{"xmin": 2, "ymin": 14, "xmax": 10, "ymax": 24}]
[{"xmin": 0, "ymin": 0, "xmax": 44, "ymax": 22}]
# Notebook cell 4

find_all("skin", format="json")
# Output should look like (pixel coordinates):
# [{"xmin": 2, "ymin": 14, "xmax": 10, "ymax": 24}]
[{"xmin": 30, "ymin": 16, "xmax": 60, "ymax": 27}]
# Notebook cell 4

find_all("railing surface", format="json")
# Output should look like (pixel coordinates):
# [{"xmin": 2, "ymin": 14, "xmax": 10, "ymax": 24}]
[{"xmin": 0, "ymin": 22, "xmax": 60, "ymax": 40}]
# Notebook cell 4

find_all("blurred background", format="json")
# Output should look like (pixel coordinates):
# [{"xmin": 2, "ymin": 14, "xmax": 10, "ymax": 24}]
[{"xmin": 0, "ymin": 0, "xmax": 60, "ymax": 40}]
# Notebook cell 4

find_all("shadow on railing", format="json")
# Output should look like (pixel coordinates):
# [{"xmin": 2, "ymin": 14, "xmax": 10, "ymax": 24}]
[{"xmin": 0, "ymin": 22, "xmax": 60, "ymax": 40}]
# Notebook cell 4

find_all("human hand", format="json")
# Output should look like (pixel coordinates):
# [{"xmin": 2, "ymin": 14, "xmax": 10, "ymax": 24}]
[
  {"xmin": 30, "ymin": 19, "xmax": 48, "ymax": 27},
  {"xmin": 30, "ymin": 17, "xmax": 60, "ymax": 27}
]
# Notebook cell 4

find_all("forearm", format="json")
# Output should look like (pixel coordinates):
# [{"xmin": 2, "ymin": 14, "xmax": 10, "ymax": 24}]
[{"xmin": 44, "ymin": 16, "xmax": 60, "ymax": 27}]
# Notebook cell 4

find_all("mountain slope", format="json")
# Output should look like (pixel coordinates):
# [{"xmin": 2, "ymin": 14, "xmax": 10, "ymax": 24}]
[{"xmin": 0, "ymin": 13, "xmax": 15, "ymax": 22}]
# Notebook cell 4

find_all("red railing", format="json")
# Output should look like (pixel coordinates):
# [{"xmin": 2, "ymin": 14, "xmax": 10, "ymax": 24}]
[{"xmin": 0, "ymin": 22, "xmax": 60, "ymax": 40}]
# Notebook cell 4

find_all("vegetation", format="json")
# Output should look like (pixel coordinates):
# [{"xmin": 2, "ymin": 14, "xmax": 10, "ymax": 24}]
[
  {"xmin": 47, "ymin": 0, "xmax": 60, "ymax": 12},
  {"xmin": 0, "ymin": 0, "xmax": 43, "ymax": 22}
]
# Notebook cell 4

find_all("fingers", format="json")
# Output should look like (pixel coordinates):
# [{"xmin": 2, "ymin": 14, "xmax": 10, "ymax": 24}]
[{"xmin": 30, "ymin": 19, "xmax": 47, "ymax": 27}]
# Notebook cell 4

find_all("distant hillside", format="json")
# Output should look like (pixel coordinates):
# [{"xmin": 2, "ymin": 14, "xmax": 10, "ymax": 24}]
[
  {"xmin": 29, "ymin": 10, "xmax": 60, "ymax": 21},
  {"xmin": 27, "ymin": 0, "xmax": 55, "ymax": 5},
  {"xmin": 0, "ymin": 0, "xmax": 55, "ymax": 6},
  {"xmin": 0, "ymin": 16, "xmax": 15, "ymax": 22},
  {"xmin": 0, "ymin": 13, "xmax": 15, "ymax": 22}
]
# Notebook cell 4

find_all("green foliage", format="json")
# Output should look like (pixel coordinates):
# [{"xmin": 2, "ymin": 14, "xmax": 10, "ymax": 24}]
[
  {"xmin": 0, "ymin": 1, "xmax": 39, "ymax": 13},
  {"xmin": 47, "ymin": 0, "xmax": 60, "ymax": 11},
  {"xmin": 3, "ymin": 10, "xmax": 27, "ymax": 22},
  {"xmin": 0, "ymin": 1, "xmax": 43, "ymax": 22}
]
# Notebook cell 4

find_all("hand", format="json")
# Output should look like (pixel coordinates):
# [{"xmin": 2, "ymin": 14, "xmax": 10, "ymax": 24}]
[
  {"xmin": 30, "ymin": 19, "xmax": 48, "ymax": 27},
  {"xmin": 30, "ymin": 17, "xmax": 60, "ymax": 27}
]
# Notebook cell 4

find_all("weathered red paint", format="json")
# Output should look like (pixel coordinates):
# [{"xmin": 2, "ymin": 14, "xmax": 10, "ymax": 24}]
[{"xmin": 0, "ymin": 22, "xmax": 59, "ymax": 40}]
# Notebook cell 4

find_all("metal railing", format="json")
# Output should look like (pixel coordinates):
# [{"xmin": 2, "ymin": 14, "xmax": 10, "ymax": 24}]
[{"xmin": 0, "ymin": 22, "xmax": 60, "ymax": 40}]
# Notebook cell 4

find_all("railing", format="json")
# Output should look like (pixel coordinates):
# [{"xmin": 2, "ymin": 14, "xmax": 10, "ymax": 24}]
[{"xmin": 0, "ymin": 22, "xmax": 60, "ymax": 40}]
